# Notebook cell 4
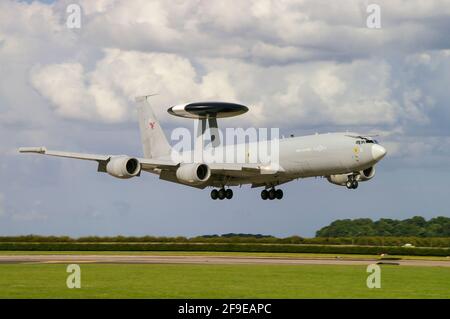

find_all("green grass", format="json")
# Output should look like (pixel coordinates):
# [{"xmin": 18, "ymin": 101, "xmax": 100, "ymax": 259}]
[
  {"xmin": 0, "ymin": 250, "xmax": 449, "ymax": 261},
  {"xmin": 0, "ymin": 263, "xmax": 449, "ymax": 298}
]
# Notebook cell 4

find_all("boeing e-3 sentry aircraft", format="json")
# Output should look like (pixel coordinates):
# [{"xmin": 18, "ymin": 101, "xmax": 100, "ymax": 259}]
[{"xmin": 19, "ymin": 96, "xmax": 387, "ymax": 200}]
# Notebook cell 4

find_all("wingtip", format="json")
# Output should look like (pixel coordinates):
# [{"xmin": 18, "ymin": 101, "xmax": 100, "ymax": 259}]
[{"xmin": 19, "ymin": 146, "xmax": 47, "ymax": 154}]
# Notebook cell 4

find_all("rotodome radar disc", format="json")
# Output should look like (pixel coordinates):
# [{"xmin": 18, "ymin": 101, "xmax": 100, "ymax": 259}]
[{"xmin": 168, "ymin": 102, "xmax": 249, "ymax": 119}]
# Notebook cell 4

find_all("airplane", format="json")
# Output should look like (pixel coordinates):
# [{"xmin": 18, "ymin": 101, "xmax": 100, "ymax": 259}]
[{"xmin": 19, "ymin": 96, "xmax": 387, "ymax": 200}]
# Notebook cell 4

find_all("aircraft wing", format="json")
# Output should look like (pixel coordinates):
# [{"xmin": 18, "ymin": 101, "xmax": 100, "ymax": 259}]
[
  {"xmin": 19, "ymin": 147, "xmax": 281, "ymax": 188},
  {"xmin": 19, "ymin": 147, "xmax": 109, "ymax": 161},
  {"xmin": 18, "ymin": 147, "xmax": 179, "ymax": 171},
  {"xmin": 18, "ymin": 147, "xmax": 278, "ymax": 174}
]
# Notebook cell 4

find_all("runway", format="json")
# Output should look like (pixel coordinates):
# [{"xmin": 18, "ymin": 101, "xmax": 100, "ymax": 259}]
[{"xmin": 0, "ymin": 255, "xmax": 449, "ymax": 267}]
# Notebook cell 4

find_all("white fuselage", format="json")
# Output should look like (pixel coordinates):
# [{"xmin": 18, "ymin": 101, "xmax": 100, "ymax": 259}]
[{"xmin": 168, "ymin": 132, "xmax": 386, "ymax": 187}]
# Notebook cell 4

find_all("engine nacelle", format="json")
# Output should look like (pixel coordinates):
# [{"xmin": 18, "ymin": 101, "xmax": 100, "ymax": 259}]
[
  {"xmin": 327, "ymin": 166, "xmax": 376, "ymax": 186},
  {"xmin": 359, "ymin": 166, "xmax": 375, "ymax": 181},
  {"xmin": 327, "ymin": 174, "xmax": 349, "ymax": 186},
  {"xmin": 176, "ymin": 163, "xmax": 211, "ymax": 185},
  {"xmin": 106, "ymin": 156, "xmax": 140, "ymax": 179}
]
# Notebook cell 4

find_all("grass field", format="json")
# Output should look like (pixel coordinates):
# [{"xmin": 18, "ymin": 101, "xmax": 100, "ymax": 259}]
[{"xmin": 0, "ymin": 263, "xmax": 449, "ymax": 298}]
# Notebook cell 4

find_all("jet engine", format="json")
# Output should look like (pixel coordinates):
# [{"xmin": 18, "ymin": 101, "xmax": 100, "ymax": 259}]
[
  {"xmin": 106, "ymin": 156, "xmax": 141, "ymax": 179},
  {"xmin": 176, "ymin": 163, "xmax": 211, "ymax": 185},
  {"xmin": 359, "ymin": 166, "xmax": 375, "ymax": 181},
  {"xmin": 327, "ymin": 166, "xmax": 375, "ymax": 186}
]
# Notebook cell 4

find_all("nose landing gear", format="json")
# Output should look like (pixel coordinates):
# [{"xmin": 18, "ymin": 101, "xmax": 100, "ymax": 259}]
[
  {"xmin": 346, "ymin": 176, "xmax": 359, "ymax": 189},
  {"xmin": 261, "ymin": 188, "xmax": 283, "ymax": 200}
]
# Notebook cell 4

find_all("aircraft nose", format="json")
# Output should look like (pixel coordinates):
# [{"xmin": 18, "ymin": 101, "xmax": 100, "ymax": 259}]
[{"xmin": 371, "ymin": 144, "xmax": 387, "ymax": 161}]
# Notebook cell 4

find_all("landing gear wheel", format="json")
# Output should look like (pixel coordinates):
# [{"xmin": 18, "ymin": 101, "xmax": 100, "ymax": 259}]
[
  {"xmin": 346, "ymin": 181, "xmax": 353, "ymax": 189},
  {"xmin": 268, "ymin": 189, "xmax": 276, "ymax": 200},
  {"xmin": 351, "ymin": 180, "xmax": 358, "ymax": 189},
  {"xmin": 218, "ymin": 189, "xmax": 226, "ymax": 200},
  {"xmin": 261, "ymin": 189, "xmax": 268, "ymax": 200},
  {"xmin": 276, "ymin": 189, "xmax": 283, "ymax": 200},
  {"xmin": 211, "ymin": 189, "xmax": 218, "ymax": 200},
  {"xmin": 225, "ymin": 189, "xmax": 233, "ymax": 199}
]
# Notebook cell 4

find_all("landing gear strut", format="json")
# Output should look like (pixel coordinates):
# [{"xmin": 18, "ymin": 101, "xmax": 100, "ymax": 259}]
[
  {"xmin": 261, "ymin": 188, "xmax": 283, "ymax": 200},
  {"xmin": 211, "ymin": 188, "xmax": 233, "ymax": 200}
]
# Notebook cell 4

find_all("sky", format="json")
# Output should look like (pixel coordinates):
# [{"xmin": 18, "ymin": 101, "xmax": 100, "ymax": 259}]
[{"xmin": 1, "ymin": 0, "xmax": 450, "ymax": 237}]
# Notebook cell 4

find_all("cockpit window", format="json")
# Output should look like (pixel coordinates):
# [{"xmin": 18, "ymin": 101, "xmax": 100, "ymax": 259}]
[{"xmin": 356, "ymin": 139, "xmax": 379, "ymax": 145}]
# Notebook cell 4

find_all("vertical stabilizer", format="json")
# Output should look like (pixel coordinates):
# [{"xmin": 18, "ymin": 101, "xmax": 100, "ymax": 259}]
[{"xmin": 136, "ymin": 96, "xmax": 172, "ymax": 159}]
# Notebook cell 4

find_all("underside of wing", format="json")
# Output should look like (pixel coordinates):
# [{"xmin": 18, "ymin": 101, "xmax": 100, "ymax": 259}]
[
  {"xmin": 139, "ymin": 158, "xmax": 179, "ymax": 171},
  {"xmin": 207, "ymin": 163, "xmax": 290, "ymax": 188},
  {"xmin": 208, "ymin": 163, "xmax": 279, "ymax": 177},
  {"xmin": 250, "ymin": 178, "xmax": 294, "ymax": 188}
]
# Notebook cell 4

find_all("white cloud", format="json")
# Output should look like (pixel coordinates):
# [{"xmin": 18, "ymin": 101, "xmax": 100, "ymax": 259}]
[
  {"xmin": 30, "ymin": 63, "xmax": 98, "ymax": 120},
  {"xmin": 0, "ymin": 1, "xmax": 75, "ymax": 61},
  {"xmin": 30, "ymin": 49, "xmax": 239, "ymax": 123},
  {"xmin": 196, "ymin": 58, "xmax": 406, "ymax": 127},
  {"xmin": 0, "ymin": 0, "xmax": 448, "ymax": 159},
  {"xmin": 61, "ymin": 0, "xmax": 450, "ymax": 65},
  {"xmin": 31, "ymin": 48, "xmax": 433, "ymax": 129},
  {"xmin": 384, "ymin": 136, "xmax": 450, "ymax": 169}
]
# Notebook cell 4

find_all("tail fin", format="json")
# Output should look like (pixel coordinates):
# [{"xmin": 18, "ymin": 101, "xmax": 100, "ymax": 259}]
[{"xmin": 136, "ymin": 96, "xmax": 172, "ymax": 159}]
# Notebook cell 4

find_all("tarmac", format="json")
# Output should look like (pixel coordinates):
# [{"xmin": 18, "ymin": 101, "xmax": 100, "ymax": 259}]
[{"xmin": 0, "ymin": 254, "xmax": 449, "ymax": 267}]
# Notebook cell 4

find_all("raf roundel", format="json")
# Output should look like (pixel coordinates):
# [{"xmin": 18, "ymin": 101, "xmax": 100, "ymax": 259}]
[{"xmin": 167, "ymin": 102, "xmax": 249, "ymax": 119}]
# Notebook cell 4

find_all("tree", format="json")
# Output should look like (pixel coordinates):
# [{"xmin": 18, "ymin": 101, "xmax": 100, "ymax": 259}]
[{"xmin": 316, "ymin": 216, "xmax": 450, "ymax": 237}]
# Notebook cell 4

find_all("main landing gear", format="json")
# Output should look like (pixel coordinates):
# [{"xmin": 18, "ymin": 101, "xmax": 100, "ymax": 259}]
[
  {"xmin": 261, "ymin": 188, "xmax": 283, "ymax": 200},
  {"xmin": 346, "ymin": 176, "xmax": 359, "ymax": 190},
  {"xmin": 211, "ymin": 188, "xmax": 233, "ymax": 200}
]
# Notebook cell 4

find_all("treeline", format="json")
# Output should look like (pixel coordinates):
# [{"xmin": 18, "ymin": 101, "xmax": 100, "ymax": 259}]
[
  {"xmin": 0, "ymin": 234, "xmax": 449, "ymax": 247},
  {"xmin": 316, "ymin": 216, "xmax": 450, "ymax": 238}
]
